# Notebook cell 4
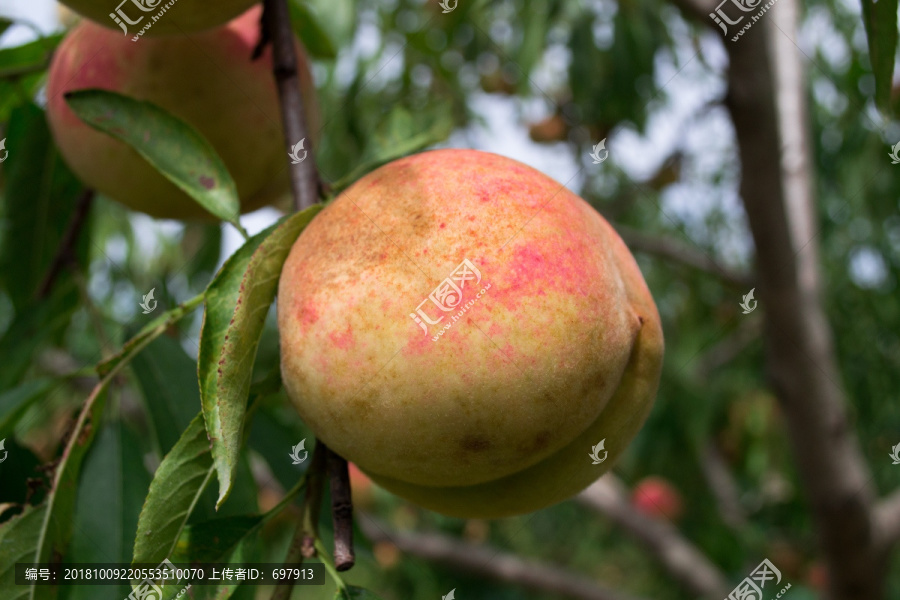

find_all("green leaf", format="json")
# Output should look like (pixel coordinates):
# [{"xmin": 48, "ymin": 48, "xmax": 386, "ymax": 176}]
[
  {"xmin": 0, "ymin": 34, "xmax": 63, "ymax": 79},
  {"xmin": 337, "ymin": 587, "xmax": 387, "ymax": 600},
  {"xmin": 0, "ymin": 504, "xmax": 49, "ymax": 600},
  {"xmin": 61, "ymin": 420, "xmax": 150, "ymax": 600},
  {"xmin": 289, "ymin": 0, "xmax": 337, "ymax": 59},
  {"xmin": 860, "ymin": 0, "xmax": 899, "ymax": 112},
  {"xmin": 198, "ymin": 205, "xmax": 322, "ymax": 509},
  {"xmin": 29, "ymin": 382, "xmax": 110, "ymax": 600},
  {"xmin": 132, "ymin": 397, "xmax": 269, "ymax": 570},
  {"xmin": 0, "ymin": 378, "xmax": 55, "ymax": 440},
  {"xmin": 131, "ymin": 414, "xmax": 216, "ymax": 567},
  {"xmin": 0, "ymin": 284, "xmax": 78, "ymax": 399},
  {"xmin": 332, "ymin": 108, "xmax": 453, "ymax": 193},
  {"xmin": 164, "ymin": 479, "xmax": 305, "ymax": 600},
  {"xmin": 96, "ymin": 292, "xmax": 204, "ymax": 378},
  {"xmin": 0, "ymin": 18, "xmax": 14, "ymax": 37},
  {"xmin": 63, "ymin": 90, "xmax": 244, "ymax": 231},
  {"xmin": 0, "ymin": 103, "xmax": 85, "ymax": 310},
  {"xmin": 131, "ymin": 335, "xmax": 203, "ymax": 456}
]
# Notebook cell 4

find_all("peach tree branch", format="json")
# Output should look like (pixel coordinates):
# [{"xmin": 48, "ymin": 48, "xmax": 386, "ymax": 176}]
[
  {"xmin": 576, "ymin": 476, "xmax": 731, "ymax": 599},
  {"xmin": 259, "ymin": 0, "xmax": 320, "ymax": 211},
  {"xmin": 614, "ymin": 223, "xmax": 753, "ymax": 288},
  {"xmin": 357, "ymin": 512, "xmax": 649, "ymax": 600},
  {"xmin": 723, "ymin": 2, "xmax": 884, "ymax": 597}
]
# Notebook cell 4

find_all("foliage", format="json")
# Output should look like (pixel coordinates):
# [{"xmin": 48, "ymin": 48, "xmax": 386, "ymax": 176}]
[{"xmin": 0, "ymin": 0, "xmax": 898, "ymax": 599}]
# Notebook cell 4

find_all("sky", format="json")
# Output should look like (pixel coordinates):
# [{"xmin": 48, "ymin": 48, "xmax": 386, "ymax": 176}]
[{"xmin": 1, "ymin": 0, "xmax": 884, "ymax": 322}]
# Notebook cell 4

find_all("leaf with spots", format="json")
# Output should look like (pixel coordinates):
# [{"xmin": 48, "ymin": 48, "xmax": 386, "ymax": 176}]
[
  {"xmin": 64, "ymin": 89, "xmax": 245, "ymax": 232},
  {"xmin": 198, "ymin": 204, "xmax": 323, "ymax": 509}
]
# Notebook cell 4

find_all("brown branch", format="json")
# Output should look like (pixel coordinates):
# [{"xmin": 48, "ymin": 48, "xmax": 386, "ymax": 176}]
[
  {"xmin": 698, "ymin": 442, "xmax": 749, "ymax": 532},
  {"xmin": 576, "ymin": 476, "xmax": 730, "ymax": 600},
  {"xmin": 325, "ymin": 444, "xmax": 355, "ymax": 571},
  {"xmin": 300, "ymin": 443, "xmax": 327, "ymax": 558},
  {"xmin": 36, "ymin": 189, "xmax": 94, "ymax": 299},
  {"xmin": 269, "ymin": 445, "xmax": 325, "ymax": 600},
  {"xmin": 667, "ymin": 0, "xmax": 719, "ymax": 24},
  {"xmin": 260, "ymin": 0, "xmax": 320, "ymax": 211},
  {"xmin": 724, "ymin": 4, "xmax": 884, "ymax": 598},
  {"xmin": 614, "ymin": 224, "xmax": 752, "ymax": 288},
  {"xmin": 357, "ymin": 513, "xmax": 649, "ymax": 600},
  {"xmin": 875, "ymin": 490, "xmax": 900, "ymax": 550},
  {"xmin": 693, "ymin": 317, "xmax": 762, "ymax": 378}
]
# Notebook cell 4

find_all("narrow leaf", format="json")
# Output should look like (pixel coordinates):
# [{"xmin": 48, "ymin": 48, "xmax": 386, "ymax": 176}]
[
  {"xmin": 62, "ymin": 420, "xmax": 150, "ymax": 600},
  {"xmin": 132, "ymin": 387, "xmax": 273, "ymax": 567},
  {"xmin": 0, "ymin": 34, "xmax": 63, "ymax": 79},
  {"xmin": 0, "ymin": 103, "xmax": 84, "ymax": 310},
  {"xmin": 289, "ymin": 0, "xmax": 338, "ymax": 58},
  {"xmin": 164, "ymin": 479, "xmax": 305, "ymax": 600},
  {"xmin": 64, "ymin": 90, "xmax": 243, "ymax": 228},
  {"xmin": 0, "ymin": 378, "xmax": 55, "ymax": 440},
  {"xmin": 0, "ymin": 504, "xmax": 49, "ymax": 600},
  {"xmin": 860, "ymin": 0, "xmax": 899, "ymax": 112},
  {"xmin": 198, "ymin": 205, "xmax": 322, "ymax": 509},
  {"xmin": 29, "ymin": 381, "xmax": 109, "ymax": 600},
  {"xmin": 131, "ymin": 335, "xmax": 203, "ymax": 456},
  {"xmin": 131, "ymin": 414, "xmax": 216, "ymax": 567}
]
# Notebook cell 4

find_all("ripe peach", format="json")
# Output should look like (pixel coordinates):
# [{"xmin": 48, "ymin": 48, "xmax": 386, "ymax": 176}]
[
  {"xmin": 277, "ymin": 149, "xmax": 664, "ymax": 518},
  {"xmin": 631, "ymin": 476, "xmax": 684, "ymax": 521},
  {"xmin": 46, "ymin": 7, "xmax": 317, "ymax": 220},
  {"xmin": 58, "ymin": 0, "xmax": 260, "ymax": 37}
]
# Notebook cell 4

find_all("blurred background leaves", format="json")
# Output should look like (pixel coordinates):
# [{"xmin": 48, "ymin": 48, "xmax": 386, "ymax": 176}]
[{"xmin": 0, "ymin": 0, "xmax": 899, "ymax": 599}]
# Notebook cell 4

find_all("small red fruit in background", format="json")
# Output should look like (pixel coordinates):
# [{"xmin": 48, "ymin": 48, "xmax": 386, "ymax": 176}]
[
  {"xmin": 349, "ymin": 462, "xmax": 375, "ymax": 510},
  {"xmin": 631, "ymin": 476, "xmax": 684, "ymax": 521}
]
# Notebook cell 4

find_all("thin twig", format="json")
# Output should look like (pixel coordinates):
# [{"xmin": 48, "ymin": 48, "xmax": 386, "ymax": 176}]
[
  {"xmin": 259, "ymin": 0, "xmax": 320, "ymax": 211},
  {"xmin": 357, "ymin": 512, "xmax": 649, "ymax": 600},
  {"xmin": 614, "ymin": 223, "xmax": 752, "ymax": 288},
  {"xmin": 37, "ymin": 189, "xmax": 94, "ymax": 299},
  {"xmin": 875, "ymin": 489, "xmax": 900, "ymax": 550},
  {"xmin": 300, "ymin": 443, "xmax": 327, "ymax": 558},
  {"xmin": 269, "ymin": 445, "xmax": 326, "ymax": 600},
  {"xmin": 576, "ymin": 476, "xmax": 731, "ymax": 600},
  {"xmin": 325, "ymin": 444, "xmax": 355, "ymax": 571}
]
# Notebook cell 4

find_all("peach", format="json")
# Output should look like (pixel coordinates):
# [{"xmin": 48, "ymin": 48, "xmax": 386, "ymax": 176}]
[
  {"xmin": 631, "ymin": 476, "xmax": 684, "ymax": 521},
  {"xmin": 58, "ymin": 0, "xmax": 260, "ymax": 37},
  {"xmin": 46, "ymin": 6, "xmax": 317, "ymax": 220},
  {"xmin": 277, "ymin": 149, "xmax": 664, "ymax": 518}
]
